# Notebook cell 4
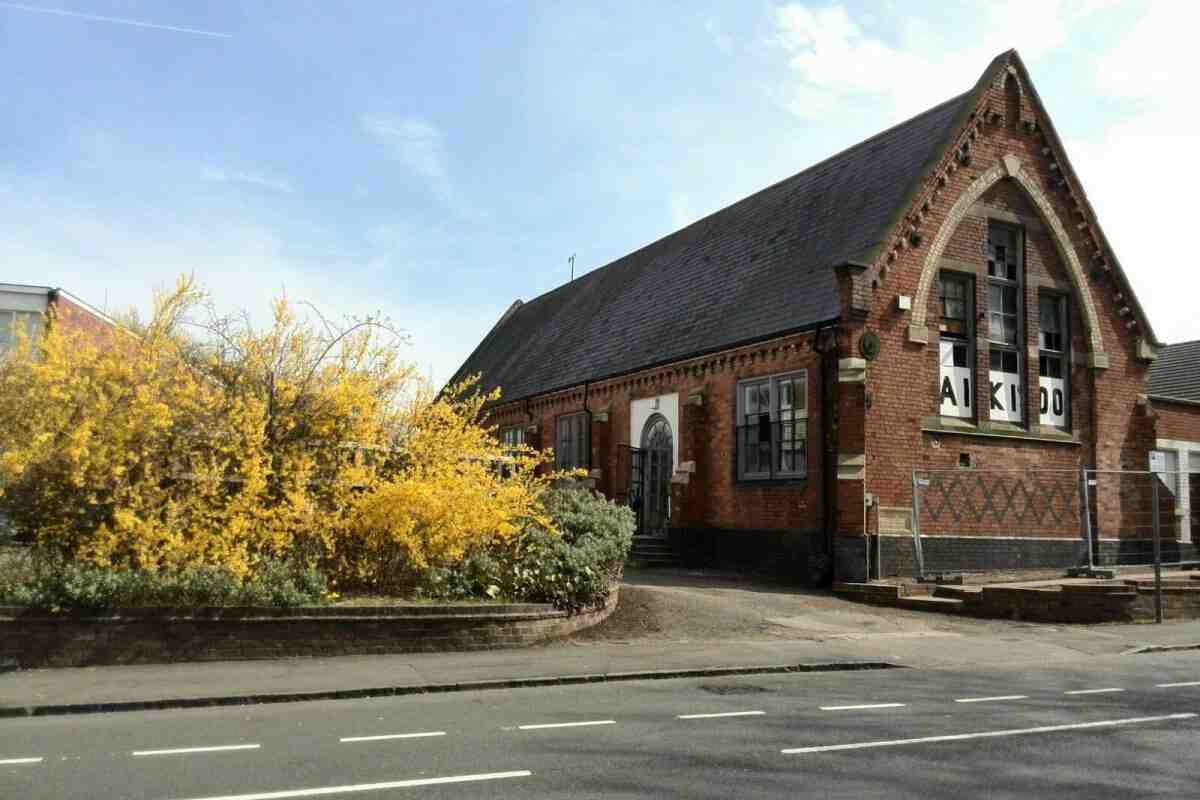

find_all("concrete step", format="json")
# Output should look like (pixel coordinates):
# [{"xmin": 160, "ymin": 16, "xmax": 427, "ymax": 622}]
[
  {"xmin": 933, "ymin": 585, "xmax": 982, "ymax": 600},
  {"xmin": 895, "ymin": 595, "xmax": 965, "ymax": 613},
  {"xmin": 627, "ymin": 557, "xmax": 681, "ymax": 569},
  {"xmin": 631, "ymin": 545, "xmax": 673, "ymax": 556}
]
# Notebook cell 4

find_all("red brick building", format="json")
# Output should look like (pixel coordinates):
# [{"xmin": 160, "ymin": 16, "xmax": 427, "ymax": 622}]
[
  {"xmin": 0, "ymin": 283, "xmax": 119, "ymax": 354},
  {"xmin": 452, "ymin": 51, "xmax": 1172, "ymax": 584},
  {"xmin": 1146, "ymin": 342, "xmax": 1200, "ymax": 558}
]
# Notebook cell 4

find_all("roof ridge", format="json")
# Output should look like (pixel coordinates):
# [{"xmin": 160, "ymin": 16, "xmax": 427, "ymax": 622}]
[{"xmin": 510, "ymin": 90, "xmax": 973, "ymax": 318}]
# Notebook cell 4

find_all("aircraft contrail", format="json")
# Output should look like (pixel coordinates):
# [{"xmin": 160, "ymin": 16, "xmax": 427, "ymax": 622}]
[{"xmin": 0, "ymin": 2, "xmax": 232, "ymax": 38}]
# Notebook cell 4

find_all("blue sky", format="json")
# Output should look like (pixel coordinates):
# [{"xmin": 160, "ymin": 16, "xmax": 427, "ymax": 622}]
[{"xmin": 1, "ymin": 1, "xmax": 1195, "ymax": 384}]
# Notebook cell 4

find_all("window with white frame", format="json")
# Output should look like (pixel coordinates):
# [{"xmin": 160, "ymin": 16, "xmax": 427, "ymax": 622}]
[
  {"xmin": 1038, "ymin": 294, "xmax": 1069, "ymax": 429},
  {"xmin": 554, "ymin": 412, "xmax": 590, "ymax": 471},
  {"xmin": 0, "ymin": 310, "xmax": 45, "ymax": 353},
  {"xmin": 938, "ymin": 272, "xmax": 973, "ymax": 419},
  {"xmin": 736, "ymin": 371, "xmax": 808, "ymax": 480},
  {"xmin": 986, "ymin": 223, "xmax": 1024, "ymax": 424},
  {"xmin": 500, "ymin": 426, "xmax": 525, "ymax": 448}
]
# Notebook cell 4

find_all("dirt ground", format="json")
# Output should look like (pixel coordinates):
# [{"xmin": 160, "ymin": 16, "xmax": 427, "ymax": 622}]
[{"xmin": 573, "ymin": 567, "xmax": 1029, "ymax": 643}]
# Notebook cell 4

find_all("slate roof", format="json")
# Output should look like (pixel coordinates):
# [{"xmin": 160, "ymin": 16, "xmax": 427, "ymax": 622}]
[
  {"xmin": 452, "ymin": 71, "xmax": 989, "ymax": 403},
  {"xmin": 1148, "ymin": 341, "xmax": 1200, "ymax": 404}
]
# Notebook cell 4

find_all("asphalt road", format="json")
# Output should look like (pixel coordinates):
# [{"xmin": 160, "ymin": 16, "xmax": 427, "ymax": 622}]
[{"xmin": 2, "ymin": 652, "xmax": 1197, "ymax": 799}]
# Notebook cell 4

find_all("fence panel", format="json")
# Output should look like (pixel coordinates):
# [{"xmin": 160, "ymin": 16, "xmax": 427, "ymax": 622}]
[
  {"xmin": 905, "ymin": 468, "xmax": 1086, "ymax": 578},
  {"xmin": 1086, "ymin": 469, "xmax": 1189, "ymax": 569}
]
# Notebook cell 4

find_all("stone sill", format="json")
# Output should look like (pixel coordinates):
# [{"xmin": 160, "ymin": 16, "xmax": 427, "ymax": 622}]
[{"xmin": 920, "ymin": 417, "xmax": 1080, "ymax": 446}]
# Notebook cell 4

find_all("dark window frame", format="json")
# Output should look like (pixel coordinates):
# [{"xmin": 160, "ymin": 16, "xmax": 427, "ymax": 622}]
[
  {"xmin": 735, "ymin": 370, "xmax": 809, "ymax": 482},
  {"xmin": 938, "ymin": 271, "xmax": 976, "ymax": 420},
  {"xmin": 986, "ymin": 221, "xmax": 1026, "ymax": 425},
  {"xmin": 1038, "ymin": 292, "xmax": 1071, "ymax": 430},
  {"xmin": 554, "ymin": 411, "xmax": 591, "ymax": 471}
]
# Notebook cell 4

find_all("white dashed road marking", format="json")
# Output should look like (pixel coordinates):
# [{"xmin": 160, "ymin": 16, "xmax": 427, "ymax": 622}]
[
  {"xmin": 677, "ymin": 711, "xmax": 766, "ymax": 720},
  {"xmin": 1157, "ymin": 681, "xmax": 1200, "ymax": 688},
  {"xmin": 339, "ymin": 732, "xmax": 446, "ymax": 743},
  {"xmin": 954, "ymin": 695, "xmax": 1029, "ymax": 704},
  {"xmin": 517, "ymin": 720, "xmax": 616, "ymax": 731},
  {"xmin": 1065, "ymin": 688, "xmax": 1124, "ymax": 695},
  {"xmin": 0, "ymin": 757, "xmax": 43, "ymax": 765},
  {"xmin": 819, "ymin": 703, "xmax": 906, "ymax": 711},
  {"xmin": 167, "ymin": 770, "xmax": 533, "ymax": 800},
  {"xmin": 132, "ymin": 744, "xmax": 261, "ymax": 757},
  {"xmin": 781, "ymin": 713, "xmax": 1197, "ymax": 754}
]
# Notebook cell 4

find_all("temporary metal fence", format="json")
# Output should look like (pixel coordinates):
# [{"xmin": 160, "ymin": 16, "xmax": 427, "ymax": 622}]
[{"xmin": 907, "ymin": 466, "xmax": 1198, "ymax": 623}]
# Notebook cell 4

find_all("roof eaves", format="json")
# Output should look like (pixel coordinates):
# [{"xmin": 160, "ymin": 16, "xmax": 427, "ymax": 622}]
[
  {"xmin": 1149, "ymin": 394, "xmax": 1200, "ymax": 408},
  {"xmin": 486, "ymin": 315, "xmax": 841, "ymax": 409}
]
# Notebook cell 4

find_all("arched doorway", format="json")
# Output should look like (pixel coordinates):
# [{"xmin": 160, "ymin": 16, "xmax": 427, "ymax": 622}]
[{"xmin": 639, "ymin": 414, "xmax": 673, "ymax": 536}]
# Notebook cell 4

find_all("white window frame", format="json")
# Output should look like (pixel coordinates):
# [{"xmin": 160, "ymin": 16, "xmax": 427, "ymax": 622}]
[
  {"xmin": 736, "ymin": 370, "xmax": 808, "ymax": 481},
  {"xmin": 500, "ymin": 426, "xmax": 526, "ymax": 448},
  {"xmin": 1154, "ymin": 440, "xmax": 1200, "ymax": 544},
  {"xmin": 0, "ymin": 309, "xmax": 45, "ymax": 352}
]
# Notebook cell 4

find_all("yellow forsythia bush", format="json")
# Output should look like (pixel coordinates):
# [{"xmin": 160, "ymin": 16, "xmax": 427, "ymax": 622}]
[
  {"xmin": 0, "ymin": 276, "xmax": 557, "ymax": 591},
  {"xmin": 342, "ymin": 382, "xmax": 555, "ymax": 589}
]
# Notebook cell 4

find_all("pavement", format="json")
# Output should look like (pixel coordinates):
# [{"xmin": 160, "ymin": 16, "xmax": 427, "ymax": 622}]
[
  {"xmin": 3, "ymin": 650, "xmax": 1199, "ymax": 798},
  {"xmin": 3, "ymin": 567, "xmax": 1199, "ymax": 717}
]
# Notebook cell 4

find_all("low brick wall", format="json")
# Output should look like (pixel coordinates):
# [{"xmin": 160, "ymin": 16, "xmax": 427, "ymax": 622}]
[
  {"xmin": 0, "ymin": 590, "xmax": 619, "ymax": 668},
  {"xmin": 963, "ymin": 584, "xmax": 1141, "ymax": 624},
  {"xmin": 835, "ymin": 575, "xmax": 1200, "ymax": 623},
  {"xmin": 961, "ymin": 581, "xmax": 1200, "ymax": 623}
]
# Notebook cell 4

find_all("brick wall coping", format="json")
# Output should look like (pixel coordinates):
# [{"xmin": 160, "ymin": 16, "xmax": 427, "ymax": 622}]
[{"xmin": 0, "ymin": 602, "xmax": 562, "ymax": 621}]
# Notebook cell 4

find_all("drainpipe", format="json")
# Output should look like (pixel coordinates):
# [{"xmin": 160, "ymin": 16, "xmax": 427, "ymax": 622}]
[
  {"xmin": 583, "ymin": 380, "xmax": 592, "ymax": 471},
  {"xmin": 813, "ymin": 323, "xmax": 836, "ymax": 583}
]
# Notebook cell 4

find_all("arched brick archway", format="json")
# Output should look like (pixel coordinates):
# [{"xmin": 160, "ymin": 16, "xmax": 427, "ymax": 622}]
[{"xmin": 906, "ymin": 154, "xmax": 1108, "ymax": 367}]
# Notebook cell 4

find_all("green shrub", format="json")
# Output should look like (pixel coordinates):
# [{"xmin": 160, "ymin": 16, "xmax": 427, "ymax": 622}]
[
  {"xmin": 419, "ymin": 487, "xmax": 635, "ymax": 611},
  {"xmin": 0, "ymin": 557, "xmax": 327, "ymax": 610}
]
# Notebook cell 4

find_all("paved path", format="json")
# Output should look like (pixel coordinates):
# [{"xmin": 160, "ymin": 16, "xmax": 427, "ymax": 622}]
[
  {"xmin": 4, "ymin": 569, "xmax": 1199, "ymax": 714},
  {"xmin": 3, "ymin": 651, "xmax": 1198, "ymax": 798},
  {"xmin": 578, "ymin": 568, "xmax": 1048, "ymax": 642},
  {"xmin": 3, "ymin": 608, "xmax": 1197, "ymax": 714}
]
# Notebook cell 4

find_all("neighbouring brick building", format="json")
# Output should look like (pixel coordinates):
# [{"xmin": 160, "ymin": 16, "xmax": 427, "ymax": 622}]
[
  {"xmin": 0, "ymin": 283, "xmax": 118, "ymax": 354},
  {"xmin": 1146, "ymin": 341, "xmax": 1200, "ymax": 558},
  {"xmin": 451, "ymin": 50, "xmax": 1175, "ymax": 584}
]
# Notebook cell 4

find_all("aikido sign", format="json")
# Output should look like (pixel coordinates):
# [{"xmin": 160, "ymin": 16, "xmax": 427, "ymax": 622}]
[{"xmin": 940, "ymin": 342, "xmax": 1065, "ymax": 426}]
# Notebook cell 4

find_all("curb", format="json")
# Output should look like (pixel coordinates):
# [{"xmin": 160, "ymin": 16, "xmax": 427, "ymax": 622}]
[
  {"xmin": 0, "ymin": 660, "xmax": 899, "ymax": 719},
  {"xmin": 1120, "ymin": 643, "xmax": 1200, "ymax": 656}
]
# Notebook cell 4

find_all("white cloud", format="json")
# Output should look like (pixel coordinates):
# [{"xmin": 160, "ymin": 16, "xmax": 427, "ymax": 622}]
[
  {"xmin": 201, "ymin": 166, "xmax": 295, "ymax": 194},
  {"xmin": 764, "ymin": 2, "xmax": 1200, "ymax": 343},
  {"xmin": 704, "ymin": 18, "xmax": 733, "ymax": 54},
  {"xmin": 1067, "ymin": 3, "xmax": 1200, "ymax": 344},
  {"xmin": 359, "ymin": 113, "xmax": 487, "ymax": 223},
  {"xmin": 771, "ymin": 2, "xmax": 1119, "ymax": 122},
  {"xmin": 361, "ymin": 114, "xmax": 446, "ymax": 181}
]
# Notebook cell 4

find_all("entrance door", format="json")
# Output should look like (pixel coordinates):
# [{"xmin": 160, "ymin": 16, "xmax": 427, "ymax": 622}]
[{"xmin": 640, "ymin": 414, "xmax": 673, "ymax": 536}]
